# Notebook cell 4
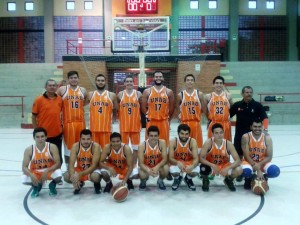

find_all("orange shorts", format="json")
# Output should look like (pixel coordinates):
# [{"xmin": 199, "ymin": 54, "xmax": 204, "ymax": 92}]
[
  {"xmin": 207, "ymin": 120, "xmax": 232, "ymax": 141},
  {"xmin": 92, "ymin": 132, "xmax": 111, "ymax": 149},
  {"xmin": 181, "ymin": 121, "xmax": 203, "ymax": 148},
  {"xmin": 121, "ymin": 132, "xmax": 140, "ymax": 147},
  {"xmin": 106, "ymin": 163, "xmax": 128, "ymax": 177},
  {"xmin": 63, "ymin": 121, "xmax": 85, "ymax": 150},
  {"xmin": 146, "ymin": 119, "xmax": 169, "ymax": 146},
  {"xmin": 32, "ymin": 170, "xmax": 54, "ymax": 181}
]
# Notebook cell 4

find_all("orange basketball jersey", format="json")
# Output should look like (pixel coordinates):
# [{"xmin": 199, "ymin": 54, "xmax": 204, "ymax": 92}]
[
  {"xmin": 29, "ymin": 142, "xmax": 54, "ymax": 171},
  {"xmin": 179, "ymin": 90, "xmax": 202, "ymax": 122},
  {"xmin": 76, "ymin": 142, "xmax": 94, "ymax": 171},
  {"xmin": 119, "ymin": 90, "xmax": 141, "ymax": 132},
  {"xmin": 89, "ymin": 90, "xmax": 113, "ymax": 132},
  {"xmin": 62, "ymin": 85, "xmax": 85, "ymax": 123},
  {"xmin": 107, "ymin": 144, "xmax": 128, "ymax": 170},
  {"xmin": 247, "ymin": 132, "xmax": 267, "ymax": 162},
  {"xmin": 146, "ymin": 86, "xmax": 169, "ymax": 120},
  {"xmin": 143, "ymin": 140, "xmax": 163, "ymax": 168},
  {"xmin": 207, "ymin": 92, "xmax": 230, "ymax": 122},
  {"xmin": 174, "ymin": 137, "xmax": 193, "ymax": 165},
  {"xmin": 206, "ymin": 138, "xmax": 230, "ymax": 165}
]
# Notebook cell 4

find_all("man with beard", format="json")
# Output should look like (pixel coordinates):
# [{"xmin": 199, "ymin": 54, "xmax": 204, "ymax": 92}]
[
  {"xmin": 57, "ymin": 71, "xmax": 88, "ymax": 168},
  {"xmin": 64, "ymin": 129, "xmax": 102, "ymax": 194},
  {"xmin": 141, "ymin": 71, "xmax": 175, "ymax": 146},
  {"xmin": 88, "ymin": 74, "xmax": 118, "ymax": 148},
  {"xmin": 169, "ymin": 124, "xmax": 199, "ymax": 191},
  {"xmin": 177, "ymin": 74, "xmax": 206, "ymax": 152},
  {"xmin": 204, "ymin": 76, "xmax": 233, "ymax": 141}
]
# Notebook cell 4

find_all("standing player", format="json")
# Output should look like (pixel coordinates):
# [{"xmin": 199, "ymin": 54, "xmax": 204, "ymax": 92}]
[
  {"xmin": 169, "ymin": 124, "xmax": 199, "ymax": 191},
  {"xmin": 141, "ymin": 71, "xmax": 175, "ymax": 146},
  {"xmin": 177, "ymin": 74, "xmax": 206, "ymax": 151},
  {"xmin": 22, "ymin": 127, "xmax": 62, "ymax": 198},
  {"xmin": 241, "ymin": 119, "xmax": 280, "ymax": 189},
  {"xmin": 117, "ymin": 75, "xmax": 142, "ymax": 168},
  {"xmin": 199, "ymin": 123, "xmax": 242, "ymax": 192},
  {"xmin": 99, "ymin": 132, "xmax": 135, "ymax": 192},
  {"xmin": 32, "ymin": 79, "xmax": 63, "ymax": 164},
  {"xmin": 57, "ymin": 71, "xmax": 87, "ymax": 168},
  {"xmin": 88, "ymin": 74, "xmax": 118, "ymax": 149},
  {"xmin": 230, "ymin": 86, "xmax": 268, "ymax": 159},
  {"xmin": 204, "ymin": 76, "xmax": 233, "ymax": 141},
  {"xmin": 138, "ymin": 126, "xmax": 169, "ymax": 190},
  {"xmin": 64, "ymin": 129, "xmax": 102, "ymax": 194}
]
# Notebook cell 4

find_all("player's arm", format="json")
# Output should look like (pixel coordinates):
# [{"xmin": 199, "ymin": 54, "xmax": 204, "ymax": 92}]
[
  {"xmin": 137, "ymin": 143, "xmax": 149, "ymax": 173},
  {"xmin": 117, "ymin": 91, "xmax": 122, "ymax": 103},
  {"xmin": 80, "ymin": 87, "xmax": 89, "ymax": 106},
  {"xmin": 79, "ymin": 144, "xmax": 101, "ymax": 178},
  {"xmin": 152, "ymin": 140, "xmax": 168, "ymax": 173},
  {"xmin": 226, "ymin": 141, "xmax": 241, "ymax": 169},
  {"xmin": 168, "ymin": 138, "xmax": 178, "ymax": 165},
  {"xmin": 167, "ymin": 89, "xmax": 175, "ymax": 119},
  {"xmin": 122, "ymin": 145, "xmax": 134, "ymax": 183},
  {"xmin": 255, "ymin": 135, "xmax": 273, "ymax": 169},
  {"xmin": 40, "ymin": 144, "xmax": 61, "ymax": 182},
  {"xmin": 189, "ymin": 138, "xmax": 199, "ymax": 169},
  {"xmin": 68, "ymin": 143, "xmax": 79, "ymax": 175},
  {"xmin": 203, "ymin": 94, "xmax": 210, "ymax": 119},
  {"xmin": 22, "ymin": 147, "xmax": 40, "ymax": 186},
  {"xmin": 174, "ymin": 93, "xmax": 182, "ymax": 120},
  {"xmin": 227, "ymin": 93, "xmax": 234, "ymax": 107},
  {"xmin": 99, "ymin": 144, "xmax": 111, "ymax": 170},
  {"xmin": 87, "ymin": 91, "xmax": 93, "ymax": 103},
  {"xmin": 241, "ymin": 134, "xmax": 255, "ymax": 166},
  {"xmin": 199, "ymin": 140, "xmax": 213, "ymax": 167},
  {"xmin": 141, "ymin": 89, "xmax": 149, "ymax": 115},
  {"xmin": 111, "ymin": 92, "xmax": 119, "ymax": 110},
  {"xmin": 56, "ymin": 86, "xmax": 66, "ymax": 97},
  {"xmin": 198, "ymin": 91, "xmax": 207, "ymax": 115}
]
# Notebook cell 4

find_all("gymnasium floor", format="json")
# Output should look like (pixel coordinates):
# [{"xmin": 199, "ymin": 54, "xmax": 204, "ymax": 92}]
[{"xmin": 0, "ymin": 123, "xmax": 299, "ymax": 225}]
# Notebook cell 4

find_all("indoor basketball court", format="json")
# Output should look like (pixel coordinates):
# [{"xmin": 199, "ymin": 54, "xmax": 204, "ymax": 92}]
[{"xmin": 0, "ymin": 123, "xmax": 299, "ymax": 225}]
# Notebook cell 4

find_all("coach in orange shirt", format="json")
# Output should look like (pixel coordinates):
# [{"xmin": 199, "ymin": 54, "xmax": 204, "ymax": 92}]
[{"xmin": 32, "ymin": 79, "xmax": 63, "ymax": 164}]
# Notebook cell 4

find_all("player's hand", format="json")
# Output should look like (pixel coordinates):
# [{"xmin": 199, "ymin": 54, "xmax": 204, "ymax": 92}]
[
  {"xmin": 150, "ymin": 166, "xmax": 159, "ymax": 177},
  {"xmin": 220, "ymin": 168, "xmax": 229, "ymax": 177},
  {"xmin": 40, "ymin": 169, "xmax": 49, "ymax": 182},
  {"xmin": 30, "ymin": 174, "xmax": 40, "ymax": 186},
  {"xmin": 252, "ymin": 162, "xmax": 261, "ymax": 172},
  {"xmin": 70, "ymin": 172, "xmax": 80, "ymax": 189},
  {"xmin": 177, "ymin": 162, "xmax": 185, "ymax": 171},
  {"xmin": 109, "ymin": 168, "xmax": 117, "ymax": 177},
  {"xmin": 184, "ymin": 165, "xmax": 193, "ymax": 174},
  {"xmin": 211, "ymin": 165, "xmax": 219, "ymax": 175},
  {"xmin": 257, "ymin": 170, "xmax": 264, "ymax": 180}
]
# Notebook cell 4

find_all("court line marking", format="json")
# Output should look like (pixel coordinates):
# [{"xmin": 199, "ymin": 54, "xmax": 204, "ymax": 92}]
[{"xmin": 23, "ymin": 187, "xmax": 48, "ymax": 225}]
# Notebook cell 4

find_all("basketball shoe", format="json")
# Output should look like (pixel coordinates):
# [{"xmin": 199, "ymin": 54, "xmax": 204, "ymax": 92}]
[
  {"xmin": 157, "ymin": 178, "xmax": 166, "ymax": 190},
  {"xmin": 139, "ymin": 179, "xmax": 147, "ymax": 190},
  {"xmin": 224, "ymin": 176, "xmax": 236, "ymax": 192},
  {"xmin": 126, "ymin": 179, "xmax": 134, "ymax": 190},
  {"xmin": 202, "ymin": 176, "xmax": 210, "ymax": 192},
  {"xmin": 94, "ymin": 183, "xmax": 101, "ymax": 194},
  {"xmin": 103, "ymin": 181, "xmax": 113, "ymax": 193},
  {"xmin": 49, "ymin": 180, "xmax": 57, "ymax": 196},
  {"xmin": 171, "ymin": 175, "xmax": 183, "ymax": 191},
  {"xmin": 31, "ymin": 183, "xmax": 42, "ymax": 198},
  {"xmin": 184, "ymin": 175, "xmax": 196, "ymax": 191}
]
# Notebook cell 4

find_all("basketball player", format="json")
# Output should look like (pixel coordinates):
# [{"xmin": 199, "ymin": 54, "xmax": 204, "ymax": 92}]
[
  {"xmin": 117, "ymin": 75, "xmax": 142, "ymax": 168},
  {"xmin": 22, "ymin": 127, "xmax": 62, "ymax": 198},
  {"xmin": 177, "ymin": 74, "xmax": 206, "ymax": 151},
  {"xmin": 141, "ymin": 71, "xmax": 175, "ymax": 146},
  {"xmin": 88, "ymin": 74, "xmax": 118, "ymax": 149},
  {"xmin": 32, "ymin": 79, "xmax": 63, "ymax": 165},
  {"xmin": 57, "ymin": 71, "xmax": 88, "ymax": 168},
  {"xmin": 199, "ymin": 123, "xmax": 242, "ymax": 192},
  {"xmin": 138, "ymin": 126, "xmax": 169, "ymax": 190},
  {"xmin": 204, "ymin": 76, "xmax": 233, "ymax": 141},
  {"xmin": 241, "ymin": 118, "xmax": 280, "ymax": 190},
  {"xmin": 64, "ymin": 129, "xmax": 102, "ymax": 194},
  {"xmin": 169, "ymin": 124, "xmax": 199, "ymax": 191},
  {"xmin": 100, "ymin": 132, "xmax": 135, "ymax": 192}
]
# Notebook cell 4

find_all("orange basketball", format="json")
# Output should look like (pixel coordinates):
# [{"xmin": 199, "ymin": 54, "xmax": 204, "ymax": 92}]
[
  {"xmin": 251, "ymin": 179, "xmax": 269, "ymax": 195},
  {"xmin": 112, "ymin": 184, "xmax": 129, "ymax": 202}
]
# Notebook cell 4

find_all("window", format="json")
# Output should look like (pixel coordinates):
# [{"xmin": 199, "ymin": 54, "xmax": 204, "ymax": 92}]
[
  {"xmin": 190, "ymin": 0, "xmax": 198, "ymax": 9},
  {"xmin": 266, "ymin": 0, "xmax": 275, "ymax": 9},
  {"xmin": 7, "ymin": 2, "xmax": 16, "ymax": 11},
  {"xmin": 25, "ymin": 2, "xmax": 34, "ymax": 11},
  {"xmin": 84, "ymin": 1, "xmax": 93, "ymax": 10},
  {"xmin": 208, "ymin": 0, "xmax": 217, "ymax": 9},
  {"xmin": 248, "ymin": 0, "xmax": 257, "ymax": 9},
  {"xmin": 66, "ymin": 1, "xmax": 75, "ymax": 10}
]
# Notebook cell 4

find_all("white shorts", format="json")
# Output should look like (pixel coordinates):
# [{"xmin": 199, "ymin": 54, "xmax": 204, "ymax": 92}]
[
  {"xmin": 21, "ymin": 168, "xmax": 63, "ymax": 184},
  {"xmin": 169, "ymin": 165, "xmax": 200, "ymax": 174}
]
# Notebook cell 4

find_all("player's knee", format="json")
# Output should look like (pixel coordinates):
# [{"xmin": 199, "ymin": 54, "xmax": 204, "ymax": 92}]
[
  {"xmin": 242, "ymin": 167, "xmax": 253, "ymax": 178},
  {"xmin": 63, "ymin": 172, "xmax": 71, "ymax": 183},
  {"xmin": 266, "ymin": 164, "xmax": 280, "ymax": 178},
  {"xmin": 90, "ymin": 172, "xmax": 101, "ymax": 182},
  {"xmin": 200, "ymin": 164, "xmax": 211, "ymax": 176}
]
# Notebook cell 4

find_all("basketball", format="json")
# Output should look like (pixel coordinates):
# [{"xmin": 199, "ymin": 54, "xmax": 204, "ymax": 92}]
[
  {"xmin": 251, "ymin": 179, "xmax": 269, "ymax": 195},
  {"xmin": 112, "ymin": 183, "xmax": 129, "ymax": 202}
]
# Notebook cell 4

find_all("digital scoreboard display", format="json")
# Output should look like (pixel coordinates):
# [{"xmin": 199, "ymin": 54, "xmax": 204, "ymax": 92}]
[{"xmin": 126, "ymin": 0, "xmax": 158, "ymax": 14}]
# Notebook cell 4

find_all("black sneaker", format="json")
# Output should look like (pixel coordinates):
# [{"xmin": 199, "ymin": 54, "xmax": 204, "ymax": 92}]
[
  {"xmin": 184, "ymin": 175, "xmax": 196, "ymax": 191},
  {"xmin": 236, "ymin": 175, "xmax": 243, "ymax": 182},
  {"xmin": 139, "ymin": 179, "xmax": 147, "ymax": 190},
  {"xmin": 171, "ymin": 176, "xmax": 183, "ymax": 191},
  {"xmin": 103, "ymin": 181, "xmax": 113, "ymax": 193},
  {"xmin": 157, "ymin": 178, "xmax": 166, "ymax": 190},
  {"xmin": 167, "ymin": 172, "xmax": 173, "ymax": 181},
  {"xmin": 49, "ymin": 180, "xmax": 57, "ymax": 196},
  {"xmin": 202, "ymin": 177, "xmax": 210, "ymax": 192},
  {"xmin": 127, "ymin": 179, "xmax": 134, "ymax": 190},
  {"xmin": 94, "ymin": 183, "xmax": 101, "ymax": 194},
  {"xmin": 74, "ymin": 181, "xmax": 85, "ymax": 194},
  {"xmin": 263, "ymin": 174, "xmax": 269, "ymax": 182},
  {"xmin": 244, "ymin": 177, "xmax": 252, "ymax": 190},
  {"xmin": 224, "ymin": 176, "xmax": 236, "ymax": 192}
]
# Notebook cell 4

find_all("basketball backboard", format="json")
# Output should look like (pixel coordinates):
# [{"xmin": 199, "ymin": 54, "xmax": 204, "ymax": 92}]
[{"xmin": 112, "ymin": 17, "xmax": 170, "ymax": 53}]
